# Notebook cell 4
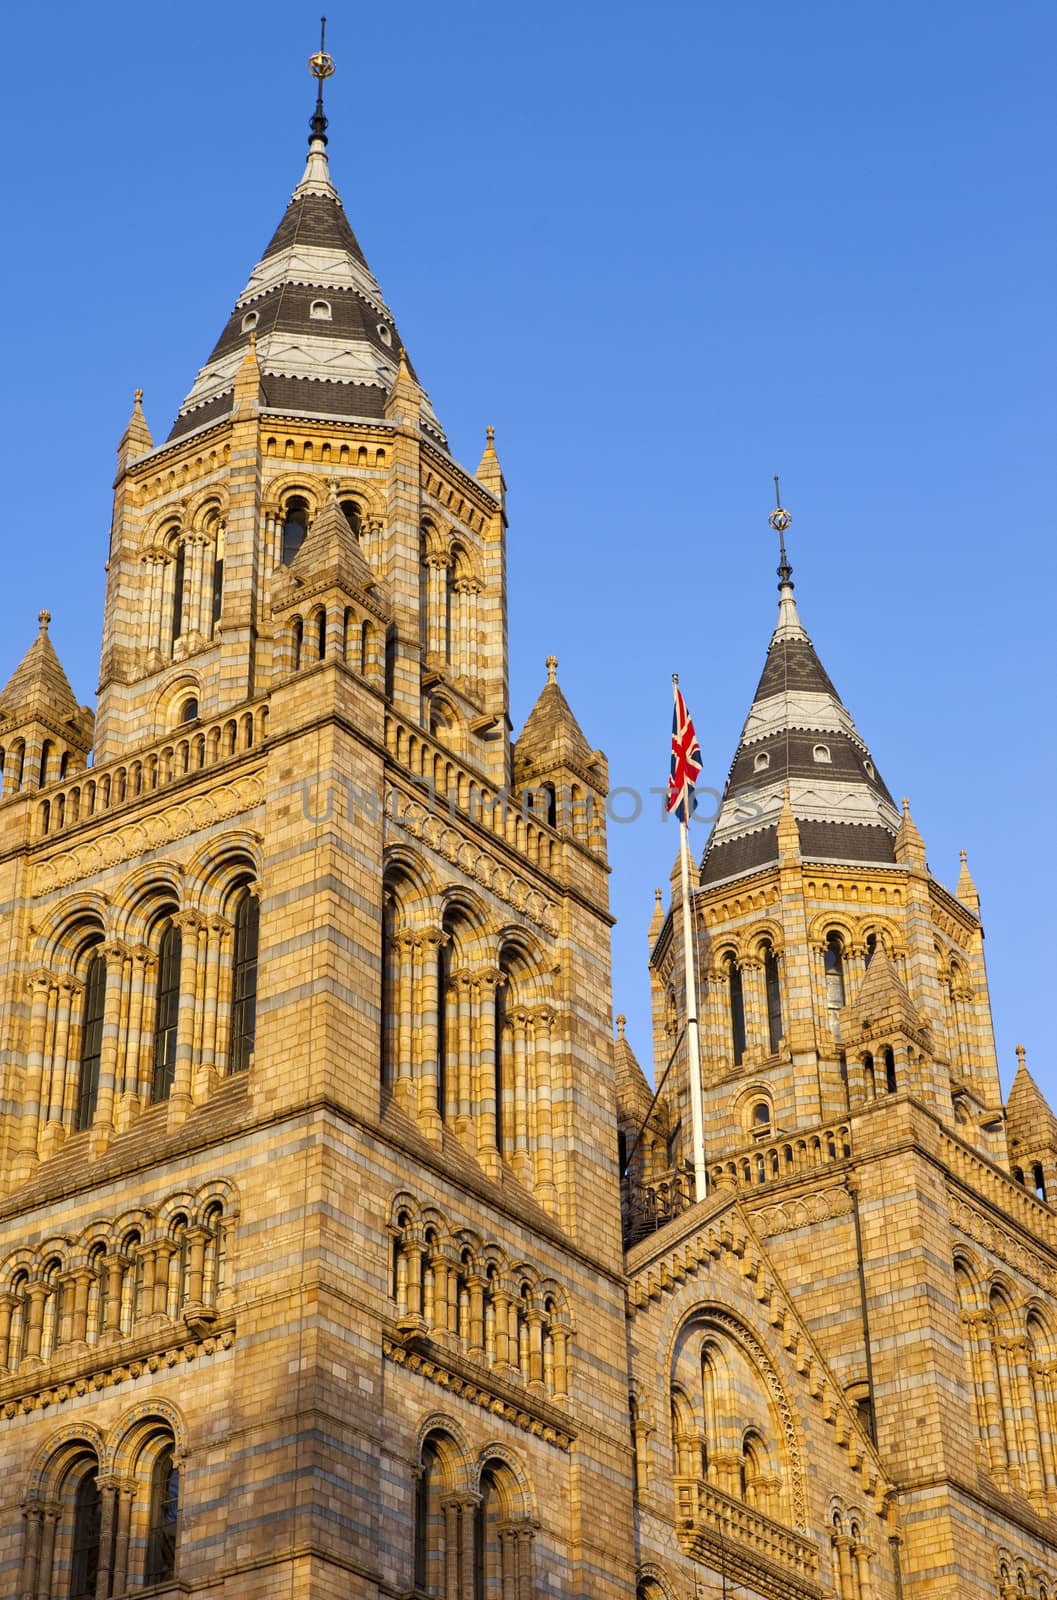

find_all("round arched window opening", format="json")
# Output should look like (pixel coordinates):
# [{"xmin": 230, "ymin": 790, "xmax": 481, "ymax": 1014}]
[
  {"xmin": 281, "ymin": 497, "xmax": 310, "ymax": 565},
  {"xmin": 378, "ymin": 322, "xmax": 393, "ymax": 346},
  {"xmin": 309, "ymin": 299, "xmax": 332, "ymax": 321},
  {"xmin": 178, "ymin": 696, "xmax": 199, "ymax": 724},
  {"xmin": 813, "ymin": 743, "xmax": 832, "ymax": 764},
  {"xmin": 241, "ymin": 310, "xmax": 258, "ymax": 333},
  {"xmin": 753, "ymin": 751, "xmax": 770, "ymax": 773}
]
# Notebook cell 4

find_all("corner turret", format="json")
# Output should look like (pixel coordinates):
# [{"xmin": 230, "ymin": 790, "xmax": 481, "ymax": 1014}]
[{"xmin": 0, "ymin": 612, "xmax": 93, "ymax": 796}]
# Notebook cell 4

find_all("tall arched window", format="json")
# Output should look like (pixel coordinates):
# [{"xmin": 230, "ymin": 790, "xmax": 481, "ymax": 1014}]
[
  {"xmin": 145, "ymin": 1441, "xmax": 180, "ymax": 1584},
  {"xmin": 884, "ymin": 1046, "xmax": 897, "ymax": 1094},
  {"xmin": 341, "ymin": 498, "xmax": 362, "ymax": 539},
  {"xmin": 726, "ymin": 956, "xmax": 746, "ymax": 1067},
  {"xmin": 281, "ymin": 496, "xmax": 309, "ymax": 564},
  {"xmin": 384, "ymin": 625, "xmax": 397, "ymax": 699},
  {"xmin": 824, "ymin": 933, "xmax": 846, "ymax": 1034},
  {"xmin": 494, "ymin": 957, "xmax": 509, "ymax": 1155},
  {"xmin": 151, "ymin": 921, "xmax": 182, "ymax": 1102},
  {"xmin": 230, "ymin": 891, "xmax": 259, "ymax": 1073},
  {"xmin": 76, "ymin": 949, "xmax": 107, "ymax": 1131},
  {"xmin": 763, "ymin": 943, "xmax": 783, "ymax": 1054},
  {"xmin": 69, "ymin": 1466, "xmax": 102, "ymax": 1600},
  {"xmin": 39, "ymin": 739, "xmax": 53, "ymax": 786},
  {"xmin": 437, "ymin": 919, "xmax": 453, "ymax": 1121},
  {"xmin": 211, "ymin": 524, "xmax": 224, "ymax": 631},
  {"xmin": 171, "ymin": 542, "xmax": 186, "ymax": 640}
]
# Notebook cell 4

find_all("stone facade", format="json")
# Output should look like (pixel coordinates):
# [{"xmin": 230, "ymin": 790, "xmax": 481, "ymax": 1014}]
[{"xmin": 0, "ymin": 79, "xmax": 1054, "ymax": 1600}]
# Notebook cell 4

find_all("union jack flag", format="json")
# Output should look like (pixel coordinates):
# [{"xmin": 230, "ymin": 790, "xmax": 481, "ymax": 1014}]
[{"xmin": 668, "ymin": 681, "xmax": 703, "ymax": 824}]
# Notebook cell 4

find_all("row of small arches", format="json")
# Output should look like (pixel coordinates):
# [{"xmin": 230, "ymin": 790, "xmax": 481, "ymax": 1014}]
[
  {"xmin": 37, "ymin": 709, "xmax": 267, "ymax": 836},
  {"xmin": 264, "ymin": 437, "xmax": 387, "ymax": 467}
]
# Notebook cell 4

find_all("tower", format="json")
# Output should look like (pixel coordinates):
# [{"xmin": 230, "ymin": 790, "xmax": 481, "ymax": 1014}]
[
  {"xmin": 626, "ymin": 497, "xmax": 1057, "ymax": 1598},
  {"xmin": 0, "ymin": 42, "xmax": 633, "ymax": 1600}
]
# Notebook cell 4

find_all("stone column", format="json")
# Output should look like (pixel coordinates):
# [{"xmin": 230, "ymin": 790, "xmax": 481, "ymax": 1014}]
[
  {"xmin": 459, "ymin": 1495, "xmax": 479, "ymax": 1600},
  {"xmin": 195, "ymin": 917, "xmax": 230, "ymax": 1098},
  {"xmin": 529, "ymin": 1006, "xmax": 557, "ymax": 1209},
  {"xmin": 18, "ymin": 1500, "xmax": 43, "ymax": 1600},
  {"xmin": 455, "ymin": 973, "xmax": 474, "ymax": 1137},
  {"xmin": 117, "ymin": 952, "xmax": 147, "ymax": 1117},
  {"xmin": 110, "ymin": 1480, "xmax": 135, "ymax": 1596},
  {"xmin": 511, "ymin": 1010, "xmax": 531, "ymax": 1183},
  {"xmin": 475, "ymin": 970, "xmax": 501, "ymax": 1176},
  {"xmin": 740, "ymin": 959, "xmax": 766, "ymax": 1055},
  {"xmin": 91, "ymin": 943, "xmax": 128, "ymax": 1145},
  {"xmin": 833, "ymin": 1533, "xmax": 854, "ymax": 1600},
  {"xmin": 16, "ymin": 973, "xmax": 53, "ymax": 1170},
  {"xmin": 94, "ymin": 1477, "xmax": 120, "ymax": 1600},
  {"xmin": 37, "ymin": 1502, "xmax": 60, "ymax": 1600},
  {"xmin": 514, "ymin": 1522, "xmax": 536, "ymax": 1600},
  {"xmin": 135, "ymin": 954, "xmax": 159, "ymax": 1103},
  {"xmin": 442, "ymin": 1496, "xmax": 461, "ymax": 1600},
  {"xmin": 43, "ymin": 979, "xmax": 75, "ymax": 1140},
  {"xmin": 0, "ymin": 1294, "xmax": 15, "ymax": 1370},
  {"xmin": 70, "ymin": 1269, "xmax": 92, "ymax": 1346},
  {"xmin": 168, "ymin": 912, "xmax": 203, "ymax": 1123},
  {"xmin": 467, "ymin": 1274, "xmax": 486, "ymax": 1359},
  {"xmin": 417, "ymin": 931, "xmax": 445, "ymax": 1141},
  {"xmin": 24, "ymin": 1283, "xmax": 48, "ymax": 1361},
  {"xmin": 1013, "ymin": 1339, "xmax": 1047, "ymax": 1505},
  {"xmin": 526, "ymin": 1307, "xmax": 545, "ymax": 1387},
  {"xmin": 394, "ymin": 931, "xmax": 417, "ymax": 1114},
  {"xmin": 186, "ymin": 1227, "xmax": 209, "ymax": 1308}
]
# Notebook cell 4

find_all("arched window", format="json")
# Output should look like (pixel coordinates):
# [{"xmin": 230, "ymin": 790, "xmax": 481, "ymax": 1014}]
[
  {"xmin": 437, "ymin": 918, "xmax": 453, "ymax": 1120},
  {"xmin": 229, "ymin": 891, "xmax": 259, "ymax": 1073},
  {"xmin": 211, "ymin": 525, "xmax": 224, "ymax": 631},
  {"xmin": 178, "ymin": 696, "xmax": 199, "ymax": 724},
  {"xmin": 726, "ymin": 955, "xmax": 745, "ymax": 1067},
  {"xmin": 763, "ymin": 943, "xmax": 783, "ymax": 1053},
  {"xmin": 76, "ymin": 949, "xmax": 107, "ymax": 1130},
  {"xmin": 384, "ymin": 626, "xmax": 397, "ymax": 699},
  {"xmin": 884, "ymin": 1046, "xmax": 896, "ymax": 1094},
  {"xmin": 495, "ymin": 955, "xmax": 510, "ymax": 1155},
  {"xmin": 281, "ymin": 496, "xmax": 309, "ymax": 564},
  {"xmin": 171, "ymin": 541, "xmax": 186, "ymax": 640},
  {"xmin": 341, "ymin": 498, "xmax": 362, "ymax": 539},
  {"xmin": 145, "ymin": 1441, "xmax": 180, "ymax": 1584},
  {"xmin": 151, "ymin": 920, "xmax": 182, "ymax": 1103},
  {"xmin": 292, "ymin": 616, "xmax": 304, "ymax": 671},
  {"xmin": 753, "ymin": 750, "xmax": 770, "ymax": 773},
  {"xmin": 316, "ymin": 608, "xmax": 327, "ymax": 660},
  {"xmin": 824, "ymin": 933, "xmax": 845, "ymax": 1034},
  {"xmin": 69, "ymin": 1466, "xmax": 102, "ymax": 1599},
  {"xmin": 39, "ymin": 739, "xmax": 53, "ymax": 786},
  {"xmin": 751, "ymin": 1100, "xmax": 771, "ymax": 1135}
]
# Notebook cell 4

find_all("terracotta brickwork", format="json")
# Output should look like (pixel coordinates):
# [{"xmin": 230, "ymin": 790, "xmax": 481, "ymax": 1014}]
[{"xmin": 0, "ymin": 91, "xmax": 1054, "ymax": 1600}]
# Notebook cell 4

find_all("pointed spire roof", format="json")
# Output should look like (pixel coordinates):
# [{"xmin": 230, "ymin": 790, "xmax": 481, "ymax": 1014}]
[
  {"xmin": 701, "ymin": 496, "xmax": 900, "ymax": 886},
  {"xmin": 476, "ymin": 425, "xmax": 506, "ymax": 501},
  {"xmin": 279, "ymin": 483, "xmax": 389, "ymax": 615},
  {"xmin": 1007, "ymin": 1045, "xmax": 1057, "ymax": 1152},
  {"xmin": 956, "ymin": 848, "xmax": 980, "ymax": 914},
  {"xmin": 168, "ymin": 47, "xmax": 446, "ymax": 448},
  {"xmin": 614, "ymin": 1014, "xmax": 655, "ymax": 1122},
  {"xmin": 0, "ymin": 611, "xmax": 83, "ymax": 725},
  {"xmin": 840, "ymin": 942, "xmax": 922, "ymax": 1041},
  {"xmin": 515, "ymin": 657, "xmax": 598, "ymax": 776},
  {"xmin": 117, "ymin": 388, "xmax": 153, "ymax": 470}
]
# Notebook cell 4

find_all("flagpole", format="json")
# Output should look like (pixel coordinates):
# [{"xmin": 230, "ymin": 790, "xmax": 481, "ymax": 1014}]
[{"xmin": 674, "ymin": 674, "xmax": 708, "ymax": 1203}]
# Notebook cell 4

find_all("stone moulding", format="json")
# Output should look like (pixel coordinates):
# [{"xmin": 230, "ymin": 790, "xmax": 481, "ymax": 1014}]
[
  {"xmin": 32, "ymin": 774, "xmax": 265, "ymax": 895},
  {"xmin": 948, "ymin": 1190, "xmax": 1057, "ymax": 1294},
  {"xmin": 387, "ymin": 786, "xmax": 559, "ymax": 935},
  {"xmin": 0, "ymin": 1321, "xmax": 235, "ymax": 1423},
  {"xmin": 382, "ymin": 1332, "xmax": 574, "ymax": 1452}
]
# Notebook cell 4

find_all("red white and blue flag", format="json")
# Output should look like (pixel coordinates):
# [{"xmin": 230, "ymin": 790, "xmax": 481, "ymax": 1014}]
[{"xmin": 668, "ymin": 682, "xmax": 703, "ymax": 824}]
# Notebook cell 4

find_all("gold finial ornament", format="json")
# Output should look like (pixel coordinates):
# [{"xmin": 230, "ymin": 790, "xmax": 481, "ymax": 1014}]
[
  {"xmin": 38, "ymin": 609, "xmax": 51, "ymax": 632},
  {"xmin": 546, "ymin": 655, "xmax": 558, "ymax": 684},
  {"xmin": 308, "ymin": 17, "xmax": 335, "ymax": 82}
]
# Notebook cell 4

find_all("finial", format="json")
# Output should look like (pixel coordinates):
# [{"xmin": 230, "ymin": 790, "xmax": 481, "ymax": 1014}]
[
  {"xmin": 546, "ymin": 655, "xmax": 558, "ymax": 684},
  {"xmin": 38, "ymin": 609, "xmax": 51, "ymax": 634},
  {"xmin": 654, "ymin": 887, "xmax": 663, "ymax": 905},
  {"xmin": 133, "ymin": 388, "xmax": 144, "ymax": 406},
  {"xmin": 1016, "ymin": 1043, "xmax": 1026, "ymax": 1068},
  {"xmin": 902, "ymin": 796, "xmax": 910, "ymax": 815},
  {"xmin": 308, "ymin": 17, "xmax": 335, "ymax": 146},
  {"xmin": 616, "ymin": 1014, "xmax": 626, "ymax": 1038},
  {"xmin": 960, "ymin": 848, "xmax": 967, "ymax": 863},
  {"xmin": 769, "ymin": 475, "xmax": 793, "ymax": 590},
  {"xmin": 486, "ymin": 424, "xmax": 495, "ymax": 443}
]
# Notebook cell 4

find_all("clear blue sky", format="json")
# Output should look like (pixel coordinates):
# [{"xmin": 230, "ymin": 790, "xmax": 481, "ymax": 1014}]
[{"xmin": 1, "ymin": 3, "xmax": 1054, "ymax": 1100}]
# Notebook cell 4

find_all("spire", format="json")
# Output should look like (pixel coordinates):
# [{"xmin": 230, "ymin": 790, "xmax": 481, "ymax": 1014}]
[
  {"xmin": 0, "ymin": 611, "xmax": 83, "ymax": 723},
  {"xmin": 476, "ymin": 424, "xmax": 506, "ymax": 502},
  {"xmin": 385, "ymin": 345, "xmax": 423, "ymax": 426},
  {"xmin": 769, "ymin": 479, "xmax": 809, "ymax": 644},
  {"xmin": 168, "ymin": 29, "xmax": 446, "ymax": 448},
  {"xmin": 776, "ymin": 787, "xmax": 800, "ymax": 862},
  {"xmin": 956, "ymin": 848, "xmax": 980, "ymax": 913},
  {"xmin": 700, "ymin": 490, "xmax": 900, "ymax": 886},
  {"xmin": 515, "ymin": 658, "xmax": 595, "ymax": 770},
  {"xmin": 1007, "ymin": 1044, "xmax": 1057, "ymax": 1152},
  {"xmin": 840, "ymin": 942, "xmax": 923, "ymax": 1042},
  {"xmin": 894, "ymin": 796, "xmax": 927, "ymax": 870},
  {"xmin": 277, "ymin": 482, "xmax": 389, "ymax": 616},
  {"xmin": 117, "ymin": 388, "xmax": 153, "ymax": 471},
  {"xmin": 648, "ymin": 886, "xmax": 666, "ymax": 944}
]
